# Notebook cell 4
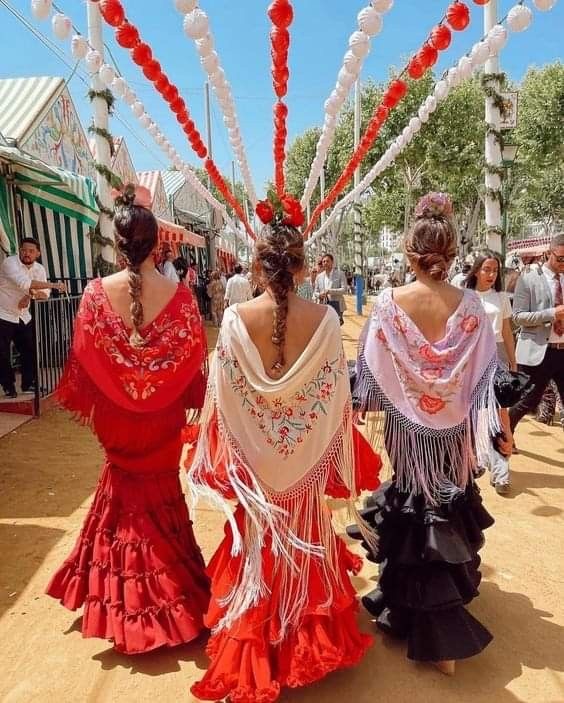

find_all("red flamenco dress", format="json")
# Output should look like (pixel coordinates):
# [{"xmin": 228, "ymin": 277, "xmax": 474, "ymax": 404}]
[{"xmin": 46, "ymin": 278, "xmax": 210, "ymax": 654}]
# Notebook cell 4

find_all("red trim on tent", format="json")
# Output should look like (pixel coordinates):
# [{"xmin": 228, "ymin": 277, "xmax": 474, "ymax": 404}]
[{"xmin": 157, "ymin": 217, "xmax": 205, "ymax": 248}]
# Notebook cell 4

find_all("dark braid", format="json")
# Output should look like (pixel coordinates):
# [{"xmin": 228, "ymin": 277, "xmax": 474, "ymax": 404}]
[
  {"xmin": 253, "ymin": 222, "xmax": 304, "ymax": 373},
  {"xmin": 113, "ymin": 183, "xmax": 158, "ymax": 347}
]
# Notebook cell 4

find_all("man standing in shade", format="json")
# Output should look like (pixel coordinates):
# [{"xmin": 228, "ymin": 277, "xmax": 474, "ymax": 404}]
[
  {"xmin": 314, "ymin": 253, "xmax": 347, "ymax": 325},
  {"xmin": 509, "ymin": 233, "xmax": 564, "ymax": 433},
  {"xmin": 224, "ymin": 263, "xmax": 252, "ymax": 307},
  {"xmin": 0, "ymin": 238, "xmax": 66, "ymax": 398}
]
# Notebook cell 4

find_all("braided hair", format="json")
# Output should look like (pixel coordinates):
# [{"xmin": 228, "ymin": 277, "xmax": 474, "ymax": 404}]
[
  {"xmin": 113, "ymin": 183, "xmax": 158, "ymax": 347},
  {"xmin": 253, "ymin": 221, "xmax": 305, "ymax": 373}
]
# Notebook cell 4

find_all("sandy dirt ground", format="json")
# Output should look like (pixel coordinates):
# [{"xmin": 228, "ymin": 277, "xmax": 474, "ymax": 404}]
[{"xmin": 0, "ymin": 305, "xmax": 563, "ymax": 703}]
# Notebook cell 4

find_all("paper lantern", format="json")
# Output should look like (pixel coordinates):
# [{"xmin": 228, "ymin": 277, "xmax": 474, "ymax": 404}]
[
  {"xmin": 433, "ymin": 79, "xmax": 449, "ymax": 101},
  {"xmin": 195, "ymin": 34, "xmax": 214, "ymax": 56},
  {"xmin": 384, "ymin": 78, "xmax": 407, "ymax": 107},
  {"xmin": 337, "ymin": 67, "xmax": 356, "ymax": 90},
  {"xmin": 201, "ymin": 51, "xmax": 219, "ymax": 75},
  {"xmin": 111, "ymin": 76, "xmax": 127, "ymax": 98},
  {"xmin": 446, "ymin": 2, "xmax": 470, "ymax": 32},
  {"xmin": 99, "ymin": 0, "xmax": 125, "ymax": 28},
  {"xmin": 214, "ymin": 82, "xmax": 231, "ymax": 100},
  {"xmin": 85, "ymin": 49, "xmax": 103, "ymax": 74},
  {"xmin": 418, "ymin": 42, "xmax": 438, "ymax": 68},
  {"xmin": 148, "ymin": 124, "xmax": 158, "ymax": 137},
  {"xmin": 131, "ymin": 42, "xmax": 152, "ymax": 67},
  {"xmin": 357, "ymin": 6, "xmax": 383, "ymax": 36},
  {"xmin": 446, "ymin": 66, "xmax": 461, "ymax": 88},
  {"xmin": 430, "ymin": 23, "xmax": 452, "ymax": 50},
  {"xmin": 425, "ymin": 95, "xmax": 438, "ymax": 113},
  {"xmin": 407, "ymin": 55, "xmax": 426, "ymax": 79},
  {"xmin": 184, "ymin": 9, "xmax": 209, "ymax": 40},
  {"xmin": 271, "ymin": 27, "xmax": 290, "ymax": 53},
  {"xmin": 71, "ymin": 35, "xmax": 89, "ymax": 60},
  {"xmin": 268, "ymin": 0, "xmax": 293, "ymax": 27},
  {"xmin": 376, "ymin": 104, "xmax": 389, "ymax": 122},
  {"xmin": 210, "ymin": 67, "xmax": 226, "ymax": 87},
  {"xmin": 487, "ymin": 24, "xmax": 508, "ymax": 53},
  {"xmin": 132, "ymin": 101, "xmax": 144, "ymax": 118},
  {"xmin": 52, "ymin": 13, "xmax": 71, "ymax": 40},
  {"xmin": 343, "ymin": 50, "xmax": 361, "ymax": 73},
  {"xmin": 123, "ymin": 88, "xmax": 136, "ymax": 105},
  {"xmin": 457, "ymin": 55, "xmax": 473, "ymax": 79},
  {"xmin": 143, "ymin": 60, "xmax": 161, "ymax": 81},
  {"xmin": 533, "ymin": 0, "xmax": 557, "ymax": 10},
  {"xmin": 334, "ymin": 83, "xmax": 348, "ymax": 99},
  {"xmin": 155, "ymin": 74, "xmax": 169, "ymax": 94},
  {"xmin": 99, "ymin": 64, "xmax": 116, "ymax": 86},
  {"xmin": 371, "ymin": 0, "xmax": 394, "ymax": 12},
  {"xmin": 170, "ymin": 96, "xmax": 186, "ymax": 114},
  {"xmin": 507, "ymin": 4, "xmax": 533, "ymax": 32},
  {"xmin": 116, "ymin": 22, "xmax": 139, "ymax": 49},
  {"xmin": 174, "ymin": 0, "xmax": 197, "ymax": 12},
  {"xmin": 139, "ymin": 114, "xmax": 151, "ymax": 129},
  {"xmin": 473, "ymin": 0, "xmax": 490, "ymax": 4},
  {"xmin": 470, "ymin": 40, "xmax": 490, "ymax": 67},
  {"xmin": 349, "ymin": 30, "xmax": 370, "ymax": 59},
  {"xmin": 224, "ymin": 115, "xmax": 236, "ymax": 130},
  {"xmin": 31, "ymin": 0, "xmax": 52, "ymax": 21},
  {"xmin": 324, "ymin": 95, "xmax": 341, "ymax": 116}
]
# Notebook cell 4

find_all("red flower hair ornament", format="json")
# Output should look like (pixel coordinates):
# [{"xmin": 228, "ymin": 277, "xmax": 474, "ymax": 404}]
[{"xmin": 255, "ymin": 191, "xmax": 305, "ymax": 228}]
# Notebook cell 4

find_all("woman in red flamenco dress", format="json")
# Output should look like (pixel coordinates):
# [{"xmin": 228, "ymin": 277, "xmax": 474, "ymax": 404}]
[
  {"xmin": 185, "ymin": 213, "xmax": 381, "ymax": 702},
  {"xmin": 46, "ymin": 184, "xmax": 210, "ymax": 654}
]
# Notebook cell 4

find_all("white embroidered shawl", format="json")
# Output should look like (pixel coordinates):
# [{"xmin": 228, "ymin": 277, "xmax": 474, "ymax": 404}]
[
  {"xmin": 356, "ymin": 288, "xmax": 499, "ymax": 503},
  {"xmin": 186, "ymin": 305, "xmax": 373, "ymax": 639}
]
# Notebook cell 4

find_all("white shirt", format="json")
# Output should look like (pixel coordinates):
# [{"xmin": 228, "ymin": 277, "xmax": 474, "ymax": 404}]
[
  {"xmin": 0, "ymin": 255, "xmax": 49, "ymax": 324},
  {"xmin": 451, "ymin": 272, "xmax": 467, "ymax": 289},
  {"xmin": 543, "ymin": 264, "xmax": 564, "ymax": 343},
  {"xmin": 476, "ymin": 289, "xmax": 512, "ymax": 343},
  {"xmin": 225, "ymin": 273, "xmax": 252, "ymax": 306},
  {"xmin": 162, "ymin": 260, "xmax": 179, "ymax": 283}
]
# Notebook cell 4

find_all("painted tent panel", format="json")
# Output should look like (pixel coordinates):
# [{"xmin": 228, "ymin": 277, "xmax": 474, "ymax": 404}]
[
  {"xmin": 137, "ymin": 171, "xmax": 171, "ymax": 219},
  {"xmin": 111, "ymin": 138, "xmax": 138, "ymax": 186}
]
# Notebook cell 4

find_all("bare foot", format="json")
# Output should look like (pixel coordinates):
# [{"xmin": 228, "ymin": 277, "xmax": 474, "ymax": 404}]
[{"xmin": 433, "ymin": 660, "xmax": 455, "ymax": 676}]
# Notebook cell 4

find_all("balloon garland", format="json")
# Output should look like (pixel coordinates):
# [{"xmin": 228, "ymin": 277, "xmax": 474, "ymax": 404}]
[
  {"xmin": 306, "ymin": 1, "xmax": 555, "ymax": 248},
  {"xmin": 268, "ymin": 0, "xmax": 294, "ymax": 197},
  {"xmin": 96, "ymin": 0, "xmax": 256, "ymax": 239},
  {"xmin": 301, "ymin": 1, "xmax": 395, "ymax": 211},
  {"xmin": 302, "ymin": 0, "xmax": 478, "ymax": 239}
]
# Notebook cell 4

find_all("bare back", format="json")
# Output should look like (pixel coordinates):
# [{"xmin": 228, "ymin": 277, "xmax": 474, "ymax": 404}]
[
  {"xmin": 237, "ymin": 292, "xmax": 328, "ymax": 378},
  {"xmin": 392, "ymin": 281, "xmax": 464, "ymax": 344},
  {"xmin": 101, "ymin": 267, "xmax": 178, "ymax": 330}
]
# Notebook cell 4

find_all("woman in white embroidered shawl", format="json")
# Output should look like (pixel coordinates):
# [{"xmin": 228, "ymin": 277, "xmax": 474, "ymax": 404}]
[
  {"xmin": 349, "ymin": 193, "xmax": 511, "ymax": 676},
  {"xmin": 185, "ymin": 214, "xmax": 381, "ymax": 702}
]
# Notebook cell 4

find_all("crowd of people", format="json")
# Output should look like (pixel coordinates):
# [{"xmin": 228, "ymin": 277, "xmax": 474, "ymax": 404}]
[{"xmin": 6, "ymin": 180, "xmax": 556, "ymax": 702}]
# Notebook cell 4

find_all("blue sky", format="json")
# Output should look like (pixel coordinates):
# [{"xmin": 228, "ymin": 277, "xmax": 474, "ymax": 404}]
[{"xmin": 1, "ymin": 1, "xmax": 562, "ymax": 197}]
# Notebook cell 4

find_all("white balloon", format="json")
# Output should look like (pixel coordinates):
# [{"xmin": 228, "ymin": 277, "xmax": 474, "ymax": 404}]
[
  {"xmin": 487, "ymin": 24, "xmax": 508, "ymax": 53},
  {"xmin": 457, "ymin": 55, "xmax": 473, "ymax": 80},
  {"xmin": 183, "ymin": 9, "xmax": 209, "ymax": 40},
  {"xmin": 111, "ymin": 76, "xmax": 127, "ymax": 98},
  {"xmin": 139, "ymin": 114, "xmax": 151, "ymax": 129},
  {"xmin": 371, "ymin": 0, "xmax": 394, "ymax": 13},
  {"xmin": 343, "ymin": 50, "xmax": 361, "ymax": 73},
  {"xmin": 507, "ymin": 4, "xmax": 533, "ymax": 32},
  {"xmin": 348, "ymin": 30, "xmax": 370, "ymax": 59},
  {"xmin": 52, "ymin": 13, "xmax": 71, "ymax": 40},
  {"xmin": 470, "ymin": 41, "xmax": 490, "ymax": 67},
  {"xmin": 85, "ymin": 49, "xmax": 102, "ymax": 74},
  {"xmin": 132, "ymin": 100, "xmax": 145, "ymax": 118},
  {"xmin": 357, "ymin": 6, "xmax": 383, "ymax": 37},
  {"xmin": 533, "ymin": 0, "xmax": 557, "ymax": 10},
  {"xmin": 195, "ymin": 34, "xmax": 214, "ymax": 56},
  {"xmin": 201, "ymin": 51, "xmax": 219, "ymax": 74},
  {"xmin": 31, "ymin": 0, "xmax": 52, "ymax": 21},
  {"xmin": 434, "ymin": 79, "xmax": 449, "ymax": 102},
  {"xmin": 174, "ymin": 0, "xmax": 197, "ymax": 13},
  {"xmin": 337, "ymin": 67, "xmax": 356, "ymax": 90},
  {"xmin": 71, "ymin": 34, "xmax": 88, "ymax": 60},
  {"xmin": 99, "ymin": 64, "xmax": 115, "ymax": 87}
]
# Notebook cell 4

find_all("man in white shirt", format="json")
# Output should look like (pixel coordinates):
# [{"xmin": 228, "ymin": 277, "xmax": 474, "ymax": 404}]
[
  {"xmin": 450, "ymin": 263, "xmax": 471, "ymax": 288},
  {"xmin": 162, "ymin": 250, "xmax": 179, "ymax": 283},
  {"xmin": 313, "ymin": 253, "xmax": 347, "ymax": 324},
  {"xmin": 0, "ymin": 238, "xmax": 66, "ymax": 398},
  {"xmin": 509, "ymin": 233, "xmax": 564, "ymax": 432},
  {"xmin": 224, "ymin": 264, "xmax": 252, "ymax": 307}
]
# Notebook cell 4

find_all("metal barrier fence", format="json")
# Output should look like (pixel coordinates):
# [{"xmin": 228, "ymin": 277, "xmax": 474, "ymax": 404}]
[{"xmin": 32, "ymin": 293, "xmax": 82, "ymax": 416}]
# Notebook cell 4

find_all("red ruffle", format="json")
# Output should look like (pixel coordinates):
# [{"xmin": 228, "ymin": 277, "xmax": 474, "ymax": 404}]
[
  {"xmin": 191, "ymin": 507, "xmax": 372, "ymax": 701},
  {"xmin": 46, "ymin": 462, "xmax": 210, "ymax": 654}
]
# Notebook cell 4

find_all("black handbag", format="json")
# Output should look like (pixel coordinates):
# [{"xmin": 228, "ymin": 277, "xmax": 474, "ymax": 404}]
[{"xmin": 493, "ymin": 367, "xmax": 530, "ymax": 408}]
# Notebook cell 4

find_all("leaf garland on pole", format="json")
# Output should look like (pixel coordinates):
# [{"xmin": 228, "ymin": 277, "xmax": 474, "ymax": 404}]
[
  {"xmin": 480, "ymin": 72, "xmax": 509, "ymax": 118},
  {"xmin": 88, "ymin": 125, "xmax": 116, "ymax": 157},
  {"xmin": 87, "ymin": 88, "xmax": 115, "ymax": 114}
]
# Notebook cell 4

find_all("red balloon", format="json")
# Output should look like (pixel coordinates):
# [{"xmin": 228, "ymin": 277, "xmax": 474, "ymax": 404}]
[
  {"xmin": 267, "ymin": 0, "xmax": 294, "ymax": 28},
  {"xmin": 143, "ymin": 59, "xmax": 161, "ymax": 82},
  {"xmin": 408, "ymin": 55, "xmax": 426, "ymax": 80},
  {"xmin": 446, "ymin": 1, "xmax": 470, "ymax": 31},
  {"xmin": 116, "ymin": 22, "xmax": 139, "ymax": 49},
  {"xmin": 418, "ymin": 42, "xmax": 438, "ymax": 69},
  {"xmin": 155, "ymin": 73, "xmax": 169, "ymax": 94},
  {"xmin": 270, "ymin": 27, "xmax": 290, "ymax": 52},
  {"xmin": 430, "ymin": 24, "xmax": 452, "ymax": 51},
  {"xmin": 131, "ymin": 42, "xmax": 152, "ymax": 67},
  {"xmin": 170, "ymin": 96, "xmax": 186, "ymax": 114},
  {"xmin": 163, "ymin": 84, "xmax": 179, "ymax": 103},
  {"xmin": 99, "ymin": 0, "xmax": 125, "ymax": 27}
]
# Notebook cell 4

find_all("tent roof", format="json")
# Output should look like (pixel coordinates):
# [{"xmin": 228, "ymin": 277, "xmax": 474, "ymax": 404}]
[
  {"xmin": 161, "ymin": 169, "xmax": 185, "ymax": 197},
  {"xmin": 0, "ymin": 77, "xmax": 64, "ymax": 144}
]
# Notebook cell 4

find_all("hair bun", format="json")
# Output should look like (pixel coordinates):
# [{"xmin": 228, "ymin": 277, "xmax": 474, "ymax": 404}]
[
  {"xmin": 414, "ymin": 192, "xmax": 453, "ymax": 221},
  {"xmin": 114, "ymin": 183, "xmax": 137, "ymax": 208}
]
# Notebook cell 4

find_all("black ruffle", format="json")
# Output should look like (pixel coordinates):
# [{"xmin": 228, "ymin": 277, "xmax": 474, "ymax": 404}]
[{"xmin": 351, "ymin": 480, "xmax": 494, "ymax": 662}]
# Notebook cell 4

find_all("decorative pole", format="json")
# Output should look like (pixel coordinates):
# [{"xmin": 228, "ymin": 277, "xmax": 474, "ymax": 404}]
[
  {"xmin": 353, "ymin": 78, "xmax": 364, "ymax": 314},
  {"xmin": 204, "ymin": 81, "xmax": 217, "ymax": 270},
  {"xmin": 484, "ymin": 0, "xmax": 503, "ymax": 254},
  {"xmin": 87, "ymin": 0, "xmax": 115, "ymax": 272}
]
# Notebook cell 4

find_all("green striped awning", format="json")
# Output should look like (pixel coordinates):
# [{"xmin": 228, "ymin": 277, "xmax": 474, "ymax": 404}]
[{"xmin": 0, "ymin": 176, "xmax": 16, "ymax": 254}]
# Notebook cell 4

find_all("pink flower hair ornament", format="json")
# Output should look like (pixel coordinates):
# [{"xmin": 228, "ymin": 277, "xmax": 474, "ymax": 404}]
[
  {"xmin": 414, "ymin": 192, "xmax": 453, "ymax": 220},
  {"xmin": 110, "ymin": 183, "xmax": 153, "ymax": 210}
]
